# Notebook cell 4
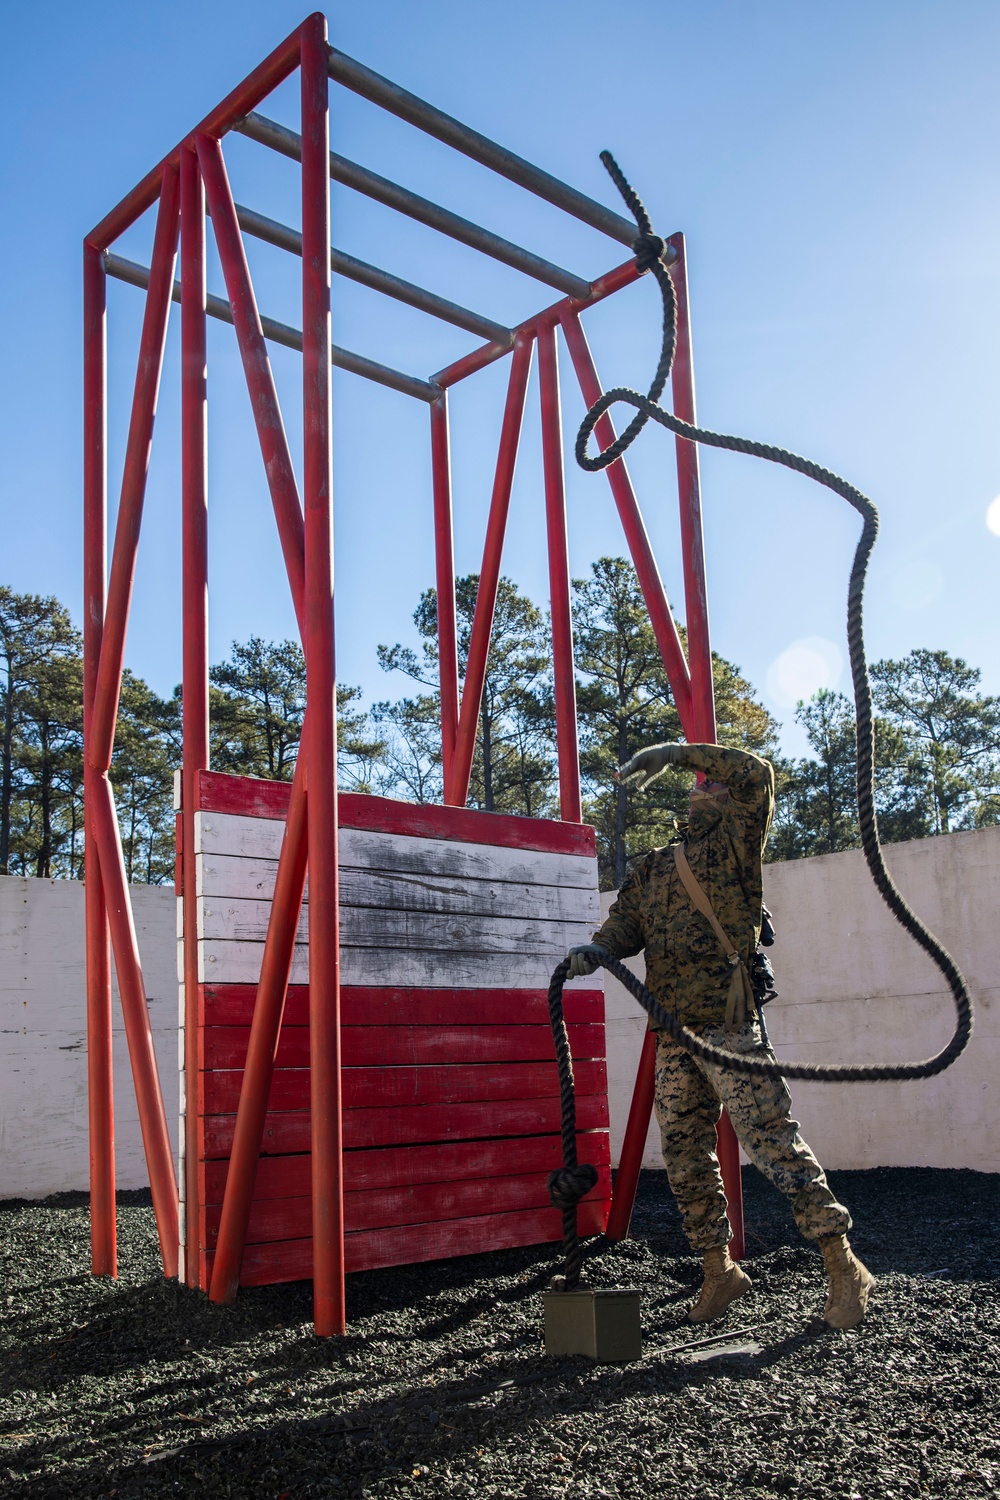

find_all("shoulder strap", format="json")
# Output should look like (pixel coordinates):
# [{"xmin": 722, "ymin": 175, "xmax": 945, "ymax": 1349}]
[
  {"xmin": 673, "ymin": 843, "xmax": 755, "ymax": 1031},
  {"xmin": 673, "ymin": 843, "xmax": 739, "ymax": 961}
]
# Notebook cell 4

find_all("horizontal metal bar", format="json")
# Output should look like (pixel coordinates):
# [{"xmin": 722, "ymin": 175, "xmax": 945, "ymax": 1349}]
[
  {"xmin": 326, "ymin": 47, "xmax": 638, "ymax": 249},
  {"xmin": 231, "ymin": 202, "xmax": 513, "ymax": 347},
  {"xmin": 235, "ymin": 112, "xmax": 591, "ymax": 300},
  {"xmin": 103, "ymin": 252, "xmax": 441, "ymax": 403}
]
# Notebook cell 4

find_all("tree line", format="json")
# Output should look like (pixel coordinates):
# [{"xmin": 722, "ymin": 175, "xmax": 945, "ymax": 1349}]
[{"xmin": 2, "ymin": 568, "xmax": 998, "ymax": 888}]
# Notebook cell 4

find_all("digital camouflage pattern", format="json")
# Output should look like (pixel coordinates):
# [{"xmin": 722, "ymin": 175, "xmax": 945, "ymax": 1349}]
[
  {"xmin": 653, "ymin": 1019, "xmax": 852, "ymax": 1250},
  {"xmin": 592, "ymin": 744, "xmax": 776, "ymax": 1028}
]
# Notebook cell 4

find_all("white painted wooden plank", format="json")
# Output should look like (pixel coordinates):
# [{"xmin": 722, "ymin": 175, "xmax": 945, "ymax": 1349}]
[
  {"xmin": 195, "ymin": 860, "xmax": 600, "ymax": 924},
  {"xmin": 198, "ymin": 938, "xmax": 600, "ymax": 989},
  {"xmin": 195, "ymin": 812, "xmax": 597, "ymax": 889},
  {"xmin": 198, "ymin": 898, "xmax": 593, "ymax": 954}
]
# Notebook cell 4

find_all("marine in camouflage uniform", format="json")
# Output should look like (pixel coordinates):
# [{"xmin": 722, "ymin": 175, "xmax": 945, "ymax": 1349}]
[{"xmin": 569, "ymin": 741, "xmax": 874, "ymax": 1327}]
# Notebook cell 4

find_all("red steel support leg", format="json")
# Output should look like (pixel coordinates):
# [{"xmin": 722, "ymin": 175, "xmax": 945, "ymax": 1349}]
[
  {"xmin": 448, "ymin": 333, "xmax": 533, "ymax": 807},
  {"xmin": 668, "ymin": 234, "xmax": 743, "ymax": 1258},
  {"xmin": 560, "ymin": 309, "xmax": 694, "ymax": 729},
  {"xmin": 86, "ymin": 164, "xmax": 181, "ymax": 1276},
  {"xmin": 431, "ymin": 393, "xmax": 460, "ymax": 799},
  {"xmin": 537, "ymin": 322, "xmax": 581, "ymax": 823},
  {"xmin": 89, "ymin": 776, "xmax": 179, "ymax": 1273},
  {"xmin": 301, "ymin": 13, "xmax": 345, "ymax": 1338},
  {"xmin": 180, "ymin": 144, "xmax": 209, "ymax": 1285},
  {"xmin": 209, "ymin": 757, "xmax": 309, "ymax": 1304},
  {"xmin": 84, "ymin": 243, "xmax": 115, "ymax": 1277}
]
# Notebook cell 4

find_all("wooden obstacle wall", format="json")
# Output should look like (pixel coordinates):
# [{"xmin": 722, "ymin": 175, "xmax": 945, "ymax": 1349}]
[{"xmin": 177, "ymin": 771, "xmax": 610, "ymax": 1288}]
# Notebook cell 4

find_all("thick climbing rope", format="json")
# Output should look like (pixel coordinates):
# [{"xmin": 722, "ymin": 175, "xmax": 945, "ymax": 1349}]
[{"xmin": 546, "ymin": 152, "xmax": 974, "ymax": 1284}]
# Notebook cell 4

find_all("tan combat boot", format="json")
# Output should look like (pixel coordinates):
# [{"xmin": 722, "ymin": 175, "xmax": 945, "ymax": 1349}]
[
  {"xmin": 688, "ymin": 1245, "xmax": 752, "ymax": 1323},
  {"xmin": 819, "ymin": 1234, "xmax": 875, "ymax": 1329}
]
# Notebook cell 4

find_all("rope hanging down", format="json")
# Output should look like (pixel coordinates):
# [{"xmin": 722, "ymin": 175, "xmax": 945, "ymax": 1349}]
[{"xmin": 545, "ymin": 152, "xmax": 974, "ymax": 1281}]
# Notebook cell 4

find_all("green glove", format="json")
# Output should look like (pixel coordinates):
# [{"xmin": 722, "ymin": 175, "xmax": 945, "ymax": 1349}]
[
  {"xmin": 567, "ymin": 944, "xmax": 609, "ymax": 979},
  {"xmin": 617, "ymin": 742, "xmax": 686, "ymax": 790}
]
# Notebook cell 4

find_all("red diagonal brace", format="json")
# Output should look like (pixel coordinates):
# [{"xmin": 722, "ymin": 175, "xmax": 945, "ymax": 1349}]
[
  {"xmin": 447, "ymin": 333, "xmax": 534, "ymax": 809},
  {"xmin": 89, "ymin": 773, "xmax": 179, "ymax": 1274},
  {"xmin": 559, "ymin": 307, "xmax": 694, "ymax": 731},
  {"xmin": 91, "ymin": 163, "xmax": 181, "ymax": 770},
  {"xmin": 196, "ymin": 131, "xmax": 306, "ymax": 636},
  {"xmin": 209, "ymin": 753, "xmax": 309, "ymax": 1304}
]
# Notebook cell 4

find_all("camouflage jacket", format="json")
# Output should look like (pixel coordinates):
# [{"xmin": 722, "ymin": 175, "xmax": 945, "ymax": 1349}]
[{"xmin": 592, "ymin": 745, "xmax": 775, "ymax": 1028}]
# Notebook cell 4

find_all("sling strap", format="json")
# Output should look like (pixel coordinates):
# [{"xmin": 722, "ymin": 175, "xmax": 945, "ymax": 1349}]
[{"xmin": 673, "ymin": 842, "xmax": 756, "ymax": 1032}]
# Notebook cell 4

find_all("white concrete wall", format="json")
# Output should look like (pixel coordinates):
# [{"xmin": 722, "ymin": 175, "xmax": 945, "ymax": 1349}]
[
  {"xmin": 2, "ymin": 823, "xmax": 996, "ymax": 1199},
  {"xmin": 0, "ymin": 876, "xmax": 178, "ymax": 1199},
  {"xmin": 601, "ymin": 825, "xmax": 998, "ymax": 1174}
]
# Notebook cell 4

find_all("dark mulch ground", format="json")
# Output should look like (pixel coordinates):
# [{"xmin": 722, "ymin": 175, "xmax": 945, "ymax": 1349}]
[{"xmin": 1, "ymin": 1167, "xmax": 997, "ymax": 1499}]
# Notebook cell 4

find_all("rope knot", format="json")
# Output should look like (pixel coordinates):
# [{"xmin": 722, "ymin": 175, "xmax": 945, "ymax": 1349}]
[{"xmin": 547, "ymin": 1163, "xmax": 599, "ymax": 1211}]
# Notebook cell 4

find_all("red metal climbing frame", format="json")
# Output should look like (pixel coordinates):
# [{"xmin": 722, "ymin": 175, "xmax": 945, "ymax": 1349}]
[{"xmin": 84, "ymin": 11, "xmax": 743, "ymax": 1339}]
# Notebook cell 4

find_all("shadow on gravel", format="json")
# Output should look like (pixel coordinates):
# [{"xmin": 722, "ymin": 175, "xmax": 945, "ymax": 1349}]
[{"xmin": 2, "ymin": 1168, "xmax": 998, "ymax": 1500}]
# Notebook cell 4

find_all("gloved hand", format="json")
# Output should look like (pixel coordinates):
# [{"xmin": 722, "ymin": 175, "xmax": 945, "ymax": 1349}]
[
  {"xmin": 633, "ymin": 232, "xmax": 667, "ymax": 274},
  {"xmin": 617, "ymin": 742, "xmax": 686, "ymax": 790},
  {"xmin": 566, "ymin": 944, "xmax": 610, "ymax": 979}
]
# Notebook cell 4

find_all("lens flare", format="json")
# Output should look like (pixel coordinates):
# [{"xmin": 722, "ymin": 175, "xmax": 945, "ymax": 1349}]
[
  {"xmin": 986, "ymin": 496, "xmax": 1000, "ymax": 536},
  {"xmin": 766, "ymin": 636, "xmax": 842, "ymax": 709}
]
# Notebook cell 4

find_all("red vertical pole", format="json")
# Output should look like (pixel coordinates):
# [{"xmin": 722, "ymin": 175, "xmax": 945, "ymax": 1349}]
[
  {"xmin": 180, "ymin": 142, "xmax": 209, "ymax": 1285},
  {"xmin": 669, "ymin": 235, "xmax": 716, "ymax": 743},
  {"xmin": 669, "ymin": 235, "xmax": 742, "ymax": 1258},
  {"xmin": 431, "ymin": 393, "xmax": 460, "ymax": 800},
  {"xmin": 537, "ymin": 321, "xmax": 581, "ymax": 824},
  {"xmin": 301, "ymin": 13, "xmax": 344, "ymax": 1338},
  {"xmin": 84, "ymin": 241, "xmax": 115, "ymax": 1277},
  {"xmin": 448, "ymin": 334, "xmax": 533, "ymax": 807}
]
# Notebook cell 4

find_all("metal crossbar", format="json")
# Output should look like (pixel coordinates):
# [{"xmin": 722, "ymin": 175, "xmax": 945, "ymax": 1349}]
[{"xmin": 84, "ymin": 10, "xmax": 728, "ymax": 1343}]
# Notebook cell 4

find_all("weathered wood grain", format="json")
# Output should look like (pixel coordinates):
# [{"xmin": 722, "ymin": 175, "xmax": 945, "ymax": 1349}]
[
  {"xmin": 202, "ymin": 1132, "xmax": 612, "ymax": 1203},
  {"xmin": 201, "ymin": 983, "xmax": 604, "ymax": 1029},
  {"xmin": 195, "ymin": 816, "xmax": 598, "ymax": 889},
  {"xmin": 197, "ymin": 941, "xmax": 595, "ymax": 988},
  {"xmin": 203, "ymin": 1021, "xmax": 605, "ymax": 1071},
  {"xmin": 201, "ymin": 1092, "xmax": 610, "ymax": 1156},
  {"xmin": 197, "ymin": 851, "xmax": 600, "ymax": 922},
  {"xmin": 204, "ymin": 1164, "xmax": 613, "ymax": 1246},
  {"xmin": 201, "ymin": 1196, "xmax": 610, "ymax": 1285}
]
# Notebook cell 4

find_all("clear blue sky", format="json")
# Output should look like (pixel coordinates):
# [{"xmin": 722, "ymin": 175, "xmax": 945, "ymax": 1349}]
[{"xmin": 2, "ymin": 1, "xmax": 998, "ymax": 758}]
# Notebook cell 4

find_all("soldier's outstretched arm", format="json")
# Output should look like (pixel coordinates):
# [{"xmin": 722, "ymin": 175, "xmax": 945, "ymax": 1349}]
[{"xmin": 619, "ymin": 742, "xmax": 772, "ymax": 800}]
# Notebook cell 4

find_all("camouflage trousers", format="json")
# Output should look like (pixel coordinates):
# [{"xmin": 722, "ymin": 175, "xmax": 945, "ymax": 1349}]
[{"xmin": 653, "ymin": 1019, "xmax": 851, "ymax": 1252}]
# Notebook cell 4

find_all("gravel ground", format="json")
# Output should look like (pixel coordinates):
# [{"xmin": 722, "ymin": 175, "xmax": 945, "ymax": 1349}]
[{"xmin": 1, "ymin": 1167, "xmax": 997, "ymax": 1499}]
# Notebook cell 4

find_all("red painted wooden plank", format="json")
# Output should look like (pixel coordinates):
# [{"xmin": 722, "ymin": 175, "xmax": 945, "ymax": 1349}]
[
  {"xmin": 202, "ymin": 1131, "xmax": 612, "ymax": 1204},
  {"xmin": 203, "ymin": 983, "xmax": 604, "ymax": 1029},
  {"xmin": 202, "ymin": 1057, "xmax": 608, "ymax": 1114},
  {"xmin": 203, "ymin": 1197, "xmax": 610, "ymax": 1286},
  {"xmin": 195, "ymin": 769, "xmax": 596, "ymax": 856},
  {"xmin": 203, "ymin": 1021, "xmax": 605, "ymax": 1071},
  {"xmin": 204, "ymin": 1165, "xmax": 612, "ymax": 1247},
  {"xmin": 202, "ymin": 1093, "xmax": 611, "ymax": 1158}
]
